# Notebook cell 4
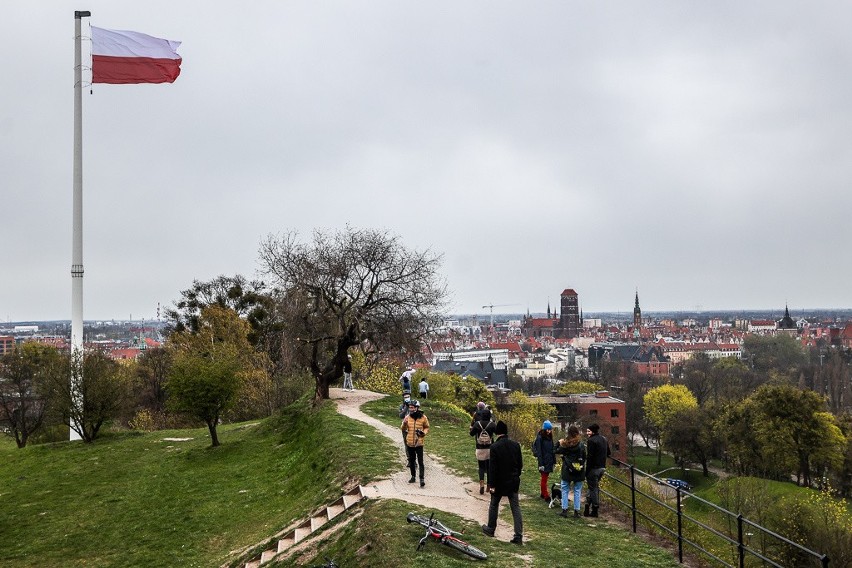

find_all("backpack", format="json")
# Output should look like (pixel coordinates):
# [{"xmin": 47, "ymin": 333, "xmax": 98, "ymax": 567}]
[
  {"xmin": 476, "ymin": 422, "xmax": 492, "ymax": 446},
  {"xmin": 564, "ymin": 442, "xmax": 586, "ymax": 473}
]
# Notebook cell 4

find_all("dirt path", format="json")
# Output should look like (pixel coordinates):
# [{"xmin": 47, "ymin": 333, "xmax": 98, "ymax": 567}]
[{"xmin": 331, "ymin": 388, "xmax": 518, "ymax": 540}]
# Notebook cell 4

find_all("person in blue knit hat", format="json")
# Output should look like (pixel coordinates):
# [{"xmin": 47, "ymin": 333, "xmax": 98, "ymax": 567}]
[{"xmin": 532, "ymin": 419, "xmax": 556, "ymax": 501}]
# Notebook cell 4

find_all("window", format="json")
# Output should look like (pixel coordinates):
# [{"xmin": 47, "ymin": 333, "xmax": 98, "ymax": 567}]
[
  {"xmin": 589, "ymin": 409, "xmax": 598, "ymax": 416},
  {"xmin": 614, "ymin": 442, "xmax": 620, "ymax": 451},
  {"xmin": 611, "ymin": 408, "xmax": 619, "ymax": 418},
  {"xmin": 611, "ymin": 426, "xmax": 619, "ymax": 434}
]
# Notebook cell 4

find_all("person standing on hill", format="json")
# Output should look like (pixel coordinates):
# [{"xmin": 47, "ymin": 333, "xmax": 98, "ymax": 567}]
[
  {"xmin": 470, "ymin": 415, "xmax": 496, "ymax": 494},
  {"xmin": 399, "ymin": 367, "xmax": 414, "ymax": 394},
  {"xmin": 342, "ymin": 354, "xmax": 354, "ymax": 391},
  {"xmin": 481, "ymin": 420, "xmax": 524, "ymax": 545},
  {"xmin": 472, "ymin": 401, "xmax": 492, "ymax": 423},
  {"xmin": 401, "ymin": 400, "xmax": 430, "ymax": 488},
  {"xmin": 584, "ymin": 423, "xmax": 611, "ymax": 518},
  {"xmin": 418, "ymin": 377, "xmax": 429, "ymax": 399},
  {"xmin": 532, "ymin": 420, "xmax": 556, "ymax": 502},
  {"xmin": 554, "ymin": 425, "xmax": 586, "ymax": 518}
]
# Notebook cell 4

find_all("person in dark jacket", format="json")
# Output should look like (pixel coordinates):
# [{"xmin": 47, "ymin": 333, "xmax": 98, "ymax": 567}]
[
  {"xmin": 472, "ymin": 401, "xmax": 492, "ymax": 423},
  {"xmin": 532, "ymin": 420, "xmax": 556, "ymax": 501},
  {"xmin": 470, "ymin": 417, "xmax": 497, "ymax": 494},
  {"xmin": 481, "ymin": 421, "xmax": 524, "ymax": 545},
  {"xmin": 342, "ymin": 354, "xmax": 354, "ymax": 391},
  {"xmin": 554, "ymin": 425, "xmax": 586, "ymax": 518},
  {"xmin": 584, "ymin": 423, "xmax": 611, "ymax": 517}
]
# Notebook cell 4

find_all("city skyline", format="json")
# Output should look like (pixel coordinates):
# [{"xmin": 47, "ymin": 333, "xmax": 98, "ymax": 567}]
[{"xmin": 4, "ymin": 2, "xmax": 852, "ymax": 321}]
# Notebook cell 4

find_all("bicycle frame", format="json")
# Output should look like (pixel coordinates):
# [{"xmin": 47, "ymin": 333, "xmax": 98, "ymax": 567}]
[{"xmin": 407, "ymin": 512, "xmax": 487, "ymax": 560}]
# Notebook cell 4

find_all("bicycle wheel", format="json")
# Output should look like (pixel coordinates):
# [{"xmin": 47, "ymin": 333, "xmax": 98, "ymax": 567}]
[{"xmin": 443, "ymin": 537, "xmax": 488, "ymax": 560}]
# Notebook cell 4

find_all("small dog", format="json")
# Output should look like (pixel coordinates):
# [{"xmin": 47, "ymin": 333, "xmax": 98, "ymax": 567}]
[{"xmin": 548, "ymin": 483, "xmax": 562, "ymax": 509}]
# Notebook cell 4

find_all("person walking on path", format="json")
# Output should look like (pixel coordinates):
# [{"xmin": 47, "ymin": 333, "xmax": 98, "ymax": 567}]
[
  {"xmin": 469, "ymin": 415, "xmax": 496, "ymax": 494},
  {"xmin": 472, "ymin": 401, "xmax": 492, "ymax": 423},
  {"xmin": 584, "ymin": 423, "xmax": 611, "ymax": 518},
  {"xmin": 401, "ymin": 399, "xmax": 430, "ymax": 488},
  {"xmin": 418, "ymin": 377, "xmax": 429, "ymax": 399},
  {"xmin": 554, "ymin": 425, "xmax": 586, "ymax": 518},
  {"xmin": 532, "ymin": 420, "xmax": 556, "ymax": 502},
  {"xmin": 481, "ymin": 420, "xmax": 524, "ymax": 545},
  {"xmin": 398, "ymin": 393, "xmax": 412, "ymax": 419},
  {"xmin": 342, "ymin": 354, "xmax": 354, "ymax": 391},
  {"xmin": 399, "ymin": 367, "xmax": 414, "ymax": 394}
]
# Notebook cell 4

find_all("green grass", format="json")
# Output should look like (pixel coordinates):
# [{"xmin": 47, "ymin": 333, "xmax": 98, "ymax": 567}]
[
  {"xmin": 0, "ymin": 394, "xmax": 695, "ymax": 567},
  {"xmin": 0, "ymin": 398, "xmax": 397, "ymax": 567},
  {"xmin": 356, "ymin": 397, "xmax": 684, "ymax": 567}
]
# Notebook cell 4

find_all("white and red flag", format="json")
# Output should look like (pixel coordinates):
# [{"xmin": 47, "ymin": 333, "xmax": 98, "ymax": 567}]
[{"xmin": 91, "ymin": 27, "xmax": 182, "ymax": 84}]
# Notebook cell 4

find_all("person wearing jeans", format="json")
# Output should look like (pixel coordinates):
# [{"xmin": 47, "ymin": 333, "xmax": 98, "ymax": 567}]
[{"xmin": 554, "ymin": 425, "xmax": 586, "ymax": 518}]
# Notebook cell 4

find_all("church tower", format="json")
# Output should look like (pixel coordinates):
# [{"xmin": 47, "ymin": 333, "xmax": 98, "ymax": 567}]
[
  {"xmin": 633, "ymin": 289, "xmax": 642, "ymax": 328},
  {"xmin": 559, "ymin": 289, "xmax": 579, "ymax": 339}
]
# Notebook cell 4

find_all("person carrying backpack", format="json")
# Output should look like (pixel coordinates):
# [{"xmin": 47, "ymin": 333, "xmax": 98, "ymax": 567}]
[
  {"xmin": 470, "ymin": 416, "xmax": 497, "ymax": 494},
  {"xmin": 532, "ymin": 420, "xmax": 556, "ymax": 502},
  {"xmin": 554, "ymin": 424, "xmax": 586, "ymax": 518}
]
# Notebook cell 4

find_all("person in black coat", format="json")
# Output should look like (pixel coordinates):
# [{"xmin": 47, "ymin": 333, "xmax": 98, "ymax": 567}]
[
  {"xmin": 532, "ymin": 420, "xmax": 556, "ymax": 501},
  {"xmin": 481, "ymin": 421, "xmax": 524, "ymax": 545},
  {"xmin": 584, "ymin": 423, "xmax": 611, "ymax": 517}
]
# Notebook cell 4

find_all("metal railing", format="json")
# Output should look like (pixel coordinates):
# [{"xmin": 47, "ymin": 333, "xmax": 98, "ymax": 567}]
[{"xmin": 602, "ymin": 459, "xmax": 829, "ymax": 568}]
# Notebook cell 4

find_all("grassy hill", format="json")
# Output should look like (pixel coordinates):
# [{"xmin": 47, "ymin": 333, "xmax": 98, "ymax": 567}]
[{"xmin": 1, "ymin": 395, "xmax": 685, "ymax": 567}]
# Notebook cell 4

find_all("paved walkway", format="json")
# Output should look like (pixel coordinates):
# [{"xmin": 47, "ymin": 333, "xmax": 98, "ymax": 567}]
[{"xmin": 331, "ymin": 388, "xmax": 517, "ymax": 539}]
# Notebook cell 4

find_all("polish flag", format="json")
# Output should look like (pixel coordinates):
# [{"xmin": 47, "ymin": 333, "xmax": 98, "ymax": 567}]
[{"xmin": 91, "ymin": 27, "xmax": 182, "ymax": 84}]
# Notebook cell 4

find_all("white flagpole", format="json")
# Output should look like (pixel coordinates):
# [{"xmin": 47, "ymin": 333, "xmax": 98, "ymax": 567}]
[{"xmin": 70, "ymin": 10, "xmax": 90, "ymax": 441}]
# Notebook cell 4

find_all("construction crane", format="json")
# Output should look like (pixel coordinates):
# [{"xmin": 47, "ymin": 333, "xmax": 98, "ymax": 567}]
[{"xmin": 482, "ymin": 303, "xmax": 519, "ymax": 329}]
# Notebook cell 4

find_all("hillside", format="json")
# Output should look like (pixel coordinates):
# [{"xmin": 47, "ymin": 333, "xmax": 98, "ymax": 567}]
[{"xmin": 1, "ymin": 393, "xmax": 685, "ymax": 567}]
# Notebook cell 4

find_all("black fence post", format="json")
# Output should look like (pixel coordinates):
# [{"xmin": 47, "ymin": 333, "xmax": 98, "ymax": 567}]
[
  {"xmin": 676, "ymin": 487, "xmax": 683, "ymax": 563},
  {"xmin": 821, "ymin": 553, "xmax": 830, "ymax": 568},
  {"xmin": 630, "ymin": 464, "xmax": 637, "ymax": 533},
  {"xmin": 737, "ymin": 514, "xmax": 744, "ymax": 568}
]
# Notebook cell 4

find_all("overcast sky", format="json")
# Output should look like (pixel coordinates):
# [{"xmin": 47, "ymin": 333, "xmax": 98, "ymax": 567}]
[{"xmin": 3, "ymin": 2, "xmax": 852, "ymax": 322}]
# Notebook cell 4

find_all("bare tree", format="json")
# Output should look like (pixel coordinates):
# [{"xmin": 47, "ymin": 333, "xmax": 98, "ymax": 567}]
[{"xmin": 259, "ymin": 227, "xmax": 447, "ymax": 403}]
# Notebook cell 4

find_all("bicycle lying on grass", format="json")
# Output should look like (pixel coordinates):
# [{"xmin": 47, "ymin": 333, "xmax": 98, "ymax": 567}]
[{"xmin": 406, "ymin": 511, "xmax": 488, "ymax": 560}]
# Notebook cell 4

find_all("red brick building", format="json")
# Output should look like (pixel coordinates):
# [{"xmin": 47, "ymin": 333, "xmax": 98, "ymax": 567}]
[{"xmin": 513, "ymin": 391, "xmax": 628, "ymax": 464}]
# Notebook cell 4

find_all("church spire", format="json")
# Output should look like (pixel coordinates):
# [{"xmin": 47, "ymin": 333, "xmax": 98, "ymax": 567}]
[{"xmin": 633, "ymin": 289, "xmax": 642, "ymax": 328}]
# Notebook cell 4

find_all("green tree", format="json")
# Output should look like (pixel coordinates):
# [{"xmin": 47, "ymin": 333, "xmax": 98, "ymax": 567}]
[
  {"xmin": 644, "ymin": 384, "xmax": 698, "ymax": 464},
  {"xmin": 166, "ymin": 306, "xmax": 258, "ymax": 446},
  {"xmin": 742, "ymin": 334, "xmax": 806, "ymax": 382},
  {"xmin": 164, "ymin": 274, "xmax": 273, "ymax": 346},
  {"xmin": 673, "ymin": 352, "xmax": 713, "ymax": 406},
  {"xmin": 709, "ymin": 356, "xmax": 755, "ymax": 402},
  {"xmin": 259, "ymin": 227, "xmax": 447, "ymax": 403},
  {"xmin": 724, "ymin": 384, "xmax": 846, "ymax": 486},
  {"xmin": 661, "ymin": 405, "xmax": 719, "ymax": 475},
  {"xmin": 454, "ymin": 375, "xmax": 495, "ymax": 414},
  {"xmin": 53, "ymin": 350, "xmax": 132, "ymax": 443},
  {"xmin": 0, "ymin": 343, "xmax": 64, "ymax": 448}
]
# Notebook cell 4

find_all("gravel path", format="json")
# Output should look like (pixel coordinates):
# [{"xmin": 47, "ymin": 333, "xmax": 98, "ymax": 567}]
[{"xmin": 331, "ymin": 388, "xmax": 518, "ymax": 540}]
